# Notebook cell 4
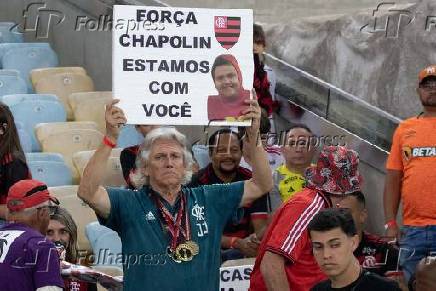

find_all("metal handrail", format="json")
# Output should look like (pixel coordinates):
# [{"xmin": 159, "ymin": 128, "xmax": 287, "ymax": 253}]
[
  {"xmin": 265, "ymin": 52, "xmax": 401, "ymax": 151},
  {"xmin": 266, "ymin": 52, "xmax": 402, "ymax": 123}
]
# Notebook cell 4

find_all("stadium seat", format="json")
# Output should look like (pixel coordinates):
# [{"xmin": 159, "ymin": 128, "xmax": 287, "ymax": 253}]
[
  {"xmin": 34, "ymin": 121, "xmax": 98, "ymax": 143},
  {"xmin": 2, "ymin": 93, "xmax": 58, "ymax": 103},
  {"xmin": 16, "ymin": 122, "xmax": 32, "ymax": 153},
  {"xmin": 68, "ymin": 91, "xmax": 112, "ymax": 132},
  {"xmin": 28, "ymin": 160, "xmax": 73, "ymax": 186},
  {"xmin": 86, "ymin": 222, "xmax": 122, "ymax": 267},
  {"xmin": 191, "ymin": 144, "xmax": 210, "ymax": 169},
  {"xmin": 2, "ymin": 46, "xmax": 59, "ymax": 91},
  {"xmin": 25, "ymin": 152, "xmax": 65, "ymax": 163},
  {"xmin": 34, "ymin": 72, "xmax": 95, "ymax": 120},
  {"xmin": 30, "ymin": 66, "xmax": 87, "ymax": 88},
  {"xmin": 0, "ymin": 70, "xmax": 27, "ymax": 97},
  {"xmin": 35, "ymin": 122, "xmax": 103, "ymax": 183},
  {"xmin": 2, "ymin": 94, "xmax": 67, "ymax": 151},
  {"xmin": 49, "ymin": 185, "xmax": 97, "ymax": 253},
  {"xmin": 117, "ymin": 124, "xmax": 144, "ymax": 148},
  {"xmin": 0, "ymin": 43, "xmax": 50, "ymax": 68},
  {"xmin": 0, "ymin": 22, "xmax": 23, "ymax": 43},
  {"xmin": 72, "ymin": 148, "xmax": 126, "ymax": 187}
]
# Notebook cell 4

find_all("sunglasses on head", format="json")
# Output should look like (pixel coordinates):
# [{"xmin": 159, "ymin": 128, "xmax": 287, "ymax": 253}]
[{"xmin": 36, "ymin": 205, "xmax": 59, "ymax": 216}]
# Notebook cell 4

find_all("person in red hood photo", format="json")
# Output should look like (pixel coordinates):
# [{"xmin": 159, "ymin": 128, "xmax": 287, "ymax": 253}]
[{"xmin": 208, "ymin": 54, "xmax": 251, "ymax": 121}]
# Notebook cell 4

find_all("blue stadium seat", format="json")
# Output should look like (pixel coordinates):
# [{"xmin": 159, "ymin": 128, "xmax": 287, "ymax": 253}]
[
  {"xmin": 27, "ymin": 160, "xmax": 73, "ymax": 186},
  {"xmin": 191, "ymin": 144, "xmax": 211, "ymax": 169},
  {"xmin": 0, "ymin": 22, "xmax": 23, "ymax": 43},
  {"xmin": 1, "ymin": 93, "xmax": 58, "ymax": 103},
  {"xmin": 0, "ymin": 70, "xmax": 27, "ymax": 97},
  {"xmin": 15, "ymin": 122, "xmax": 32, "ymax": 153},
  {"xmin": 25, "ymin": 152, "xmax": 65, "ymax": 163},
  {"xmin": 86, "ymin": 222, "xmax": 122, "ymax": 267},
  {"xmin": 0, "ymin": 43, "xmax": 50, "ymax": 68},
  {"xmin": 117, "ymin": 124, "xmax": 144, "ymax": 148},
  {"xmin": 2, "ymin": 46, "xmax": 58, "ymax": 91},
  {"xmin": 2, "ymin": 94, "xmax": 67, "ymax": 151}
]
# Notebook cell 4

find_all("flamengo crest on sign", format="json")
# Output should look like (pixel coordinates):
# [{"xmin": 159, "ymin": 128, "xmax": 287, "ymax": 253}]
[{"xmin": 214, "ymin": 16, "xmax": 241, "ymax": 49}]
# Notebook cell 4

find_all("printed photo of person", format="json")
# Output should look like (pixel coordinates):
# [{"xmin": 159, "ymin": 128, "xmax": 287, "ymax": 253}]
[{"xmin": 207, "ymin": 54, "xmax": 251, "ymax": 121}]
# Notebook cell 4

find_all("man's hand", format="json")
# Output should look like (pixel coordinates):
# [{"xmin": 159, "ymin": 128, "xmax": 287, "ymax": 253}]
[
  {"xmin": 235, "ymin": 235, "xmax": 259, "ymax": 257},
  {"xmin": 105, "ymin": 99, "xmax": 127, "ymax": 142},
  {"xmin": 385, "ymin": 224, "xmax": 400, "ymax": 241}
]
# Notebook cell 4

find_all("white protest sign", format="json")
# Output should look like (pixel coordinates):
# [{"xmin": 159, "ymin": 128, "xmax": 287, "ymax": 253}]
[
  {"xmin": 219, "ymin": 264, "xmax": 253, "ymax": 291},
  {"xmin": 113, "ymin": 5, "xmax": 253, "ymax": 126}
]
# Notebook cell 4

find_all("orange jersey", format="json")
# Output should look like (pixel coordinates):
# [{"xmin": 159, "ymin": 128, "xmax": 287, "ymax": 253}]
[{"xmin": 386, "ymin": 116, "xmax": 436, "ymax": 226}]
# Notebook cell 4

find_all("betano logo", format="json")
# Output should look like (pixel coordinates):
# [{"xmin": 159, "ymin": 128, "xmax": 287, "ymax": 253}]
[{"xmin": 403, "ymin": 146, "xmax": 436, "ymax": 161}]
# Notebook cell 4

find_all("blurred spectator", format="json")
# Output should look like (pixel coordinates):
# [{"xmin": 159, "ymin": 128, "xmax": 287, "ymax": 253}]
[
  {"xmin": 272, "ymin": 124, "xmax": 315, "ymax": 205},
  {"xmin": 239, "ymin": 109, "xmax": 284, "ymax": 172},
  {"xmin": 189, "ymin": 129, "xmax": 269, "ymax": 262},
  {"xmin": 253, "ymin": 23, "xmax": 276, "ymax": 104},
  {"xmin": 0, "ymin": 102, "xmax": 31, "ymax": 222},
  {"xmin": 120, "ymin": 125, "xmax": 158, "ymax": 188},
  {"xmin": 384, "ymin": 65, "xmax": 436, "ymax": 283},
  {"xmin": 253, "ymin": 24, "xmax": 278, "ymax": 133},
  {"xmin": 254, "ymin": 53, "xmax": 274, "ymax": 117},
  {"xmin": 339, "ymin": 191, "xmax": 401, "ymax": 277},
  {"xmin": 414, "ymin": 257, "xmax": 436, "ymax": 291},
  {"xmin": 309, "ymin": 208, "xmax": 401, "ymax": 291},
  {"xmin": 47, "ymin": 207, "xmax": 97, "ymax": 291},
  {"xmin": 249, "ymin": 146, "xmax": 363, "ymax": 291},
  {"xmin": 0, "ymin": 179, "xmax": 63, "ymax": 291}
]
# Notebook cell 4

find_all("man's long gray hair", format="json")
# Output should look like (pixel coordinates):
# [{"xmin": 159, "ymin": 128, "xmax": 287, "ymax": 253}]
[{"xmin": 130, "ymin": 127, "xmax": 194, "ymax": 189}]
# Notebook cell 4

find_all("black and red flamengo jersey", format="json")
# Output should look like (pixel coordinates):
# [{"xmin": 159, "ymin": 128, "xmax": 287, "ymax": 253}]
[
  {"xmin": 188, "ymin": 164, "xmax": 269, "ymax": 239},
  {"xmin": 0, "ymin": 153, "xmax": 31, "ymax": 205},
  {"xmin": 354, "ymin": 232, "xmax": 400, "ymax": 277},
  {"xmin": 214, "ymin": 16, "xmax": 241, "ymax": 50}
]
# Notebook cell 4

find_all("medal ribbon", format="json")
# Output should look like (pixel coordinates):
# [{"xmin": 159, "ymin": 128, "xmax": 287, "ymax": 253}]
[{"xmin": 152, "ymin": 190, "xmax": 191, "ymax": 252}]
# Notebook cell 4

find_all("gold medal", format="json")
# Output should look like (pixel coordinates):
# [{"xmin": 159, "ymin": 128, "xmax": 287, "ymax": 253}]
[
  {"xmin": 167, "ymin": 246, "xmax": 182, "ymax": 263},
  {"xmin": 174, "ymin": 241, "xmax": 199, "ymax": 262},
  {"xmin": 175, "ymin": 243, "xmax": 193, "ymax": 262},
  {"xmin": 185, "ymin": 240, "xmax": 199, "ymax": 255}
]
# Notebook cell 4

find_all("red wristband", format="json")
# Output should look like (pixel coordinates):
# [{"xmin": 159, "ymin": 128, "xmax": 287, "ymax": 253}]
[
  {"xmin": 103, "ymin": 136, "xmax": 116, "ymax": 148},
  {"xmin": 229, "ymin": 237, "xmax": 239, "ymax": 249},
  {"xmin": 384, "ymin": 219, "xmax": 397, "ymax": 230}
]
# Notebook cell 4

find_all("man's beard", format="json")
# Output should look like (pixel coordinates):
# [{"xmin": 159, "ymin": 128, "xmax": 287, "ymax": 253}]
[{"xmin": 422, "ymin": 93, "xmax": 436, "ymax": 107}]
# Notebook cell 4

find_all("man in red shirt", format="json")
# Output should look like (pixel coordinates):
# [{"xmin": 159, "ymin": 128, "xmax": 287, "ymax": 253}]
[
  {"xmin": 207, "ymin": 54, "xmax": 251, "ymax": 121},
  {"xmin": 249, "ymin": 146, "xmax": 363, "ymax": 291}
]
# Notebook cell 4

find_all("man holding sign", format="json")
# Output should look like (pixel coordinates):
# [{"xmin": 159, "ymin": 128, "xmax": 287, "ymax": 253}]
[
  {"xmin": 208, "ymin": 54, "xmax": 251, "ymax": 122},
  {"xmin": 78, "ymin": 98, "xmax": 272, "ymax": 290}
]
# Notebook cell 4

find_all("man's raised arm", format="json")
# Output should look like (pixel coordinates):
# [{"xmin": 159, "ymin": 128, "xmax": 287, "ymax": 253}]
[
  {"xmin": 78, "ymin": 99, "xmax": 127, "ymax": 219},
  {"xmin": 241, "ymin": 98, "xmax": 273, "ymax": 207}
]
